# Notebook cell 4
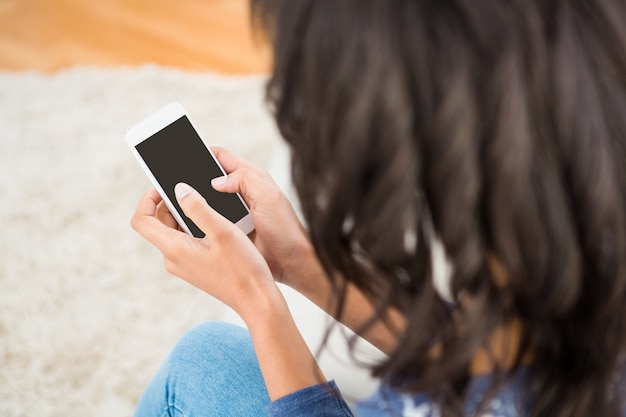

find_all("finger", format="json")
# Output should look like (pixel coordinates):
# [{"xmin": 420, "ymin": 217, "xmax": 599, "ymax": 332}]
[
  {"xmin": 131, "ymin": 188, "xmax": 162, "ymax": 222},
  {"xmin": 211, "ymin": 167, "xmax": 278, "ymax": 211},
  {"xmin": 174, "ymin": 182, "xmax": 233, "ymax": 237},
  {"xmin": 155, "ymin": 200, "xmax": 179, "ymax": 230},
  {"xmin": 132, "ymin": 189, "xmax": 185, "ymax": 249},
  {"xmin": 211, "ymin": 146, "xmax": 267, "ymax": 177}
]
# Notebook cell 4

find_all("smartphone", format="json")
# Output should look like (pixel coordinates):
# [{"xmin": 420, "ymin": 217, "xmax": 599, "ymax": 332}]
[{"xmin": 125, "ymin": 102, "xmax": 254, "ymax": 237}]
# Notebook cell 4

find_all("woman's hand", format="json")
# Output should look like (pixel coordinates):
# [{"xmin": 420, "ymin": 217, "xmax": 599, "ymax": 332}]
[
  {"xmin": 210, "ymin": 147, "xmax": 323, "ymax": 290},
  {"xmin": 210, "ymin": 149, "xmax": 404, "ymax": 353},
  {"xmin": 131, "ymin": 182, "xmax": 327, "ymax": 400},
  {"xmin": 133, "ymin": 148, "xmax": 399, "ymax": 354},
  {"xmin": 131, "ymin": 184, "xmax": 278, "ymax": 321}
]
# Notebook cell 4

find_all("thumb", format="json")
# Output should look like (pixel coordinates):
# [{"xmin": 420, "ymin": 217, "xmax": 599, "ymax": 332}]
[
  {"xmin": 174, "ymin": 182, "xmax": 229, "ymax": 236},
  {"xmin": 211, "ymin": 168, "xmax": 272, "ymax": 211}
]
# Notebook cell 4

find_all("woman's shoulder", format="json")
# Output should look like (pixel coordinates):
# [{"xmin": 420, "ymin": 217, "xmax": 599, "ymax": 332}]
[
  {"xmin": 354, "ymin": 370, "xmax": 529, "ymax": 417},
  {"xmin": 354, "ymin": 362, "xmax": 626, "ymax": 417}
]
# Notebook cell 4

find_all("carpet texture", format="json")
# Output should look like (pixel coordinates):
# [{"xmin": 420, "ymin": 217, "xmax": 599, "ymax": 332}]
[{"xmin": 0, "ymin": 66, "xmax": 285, "ymax": 416}]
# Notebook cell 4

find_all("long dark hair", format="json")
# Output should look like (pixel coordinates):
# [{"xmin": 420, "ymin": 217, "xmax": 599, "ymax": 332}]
[{"xmin": 251, "ymin": 1, "xmax": 626, "ymax": 416}]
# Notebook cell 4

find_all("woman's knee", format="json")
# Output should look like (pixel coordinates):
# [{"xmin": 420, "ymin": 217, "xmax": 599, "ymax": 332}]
[
  {"xmin": 135, "ymin": 322, "xmax": 270, "ymax": 416},
  {"xmin": 170, "ymin": 322, "xmax": 254, "ymax": 361},
  {"xmin": 165, "ymin": 321, "xmax": 258, "ymax": 382},
  {"xmin": 161, "ymin": 321, "xmax": 270, "ymax": 412}
]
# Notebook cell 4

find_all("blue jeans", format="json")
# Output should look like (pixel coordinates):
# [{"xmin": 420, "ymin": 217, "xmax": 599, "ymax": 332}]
[{"xmin": 134, "ymin": 322, "xmax": 271, "ymax": 417}]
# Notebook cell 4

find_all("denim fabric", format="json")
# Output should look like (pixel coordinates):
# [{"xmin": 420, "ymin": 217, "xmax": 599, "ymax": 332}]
[
  {"xmin": 134, "ymin": 321, "xmax": 626, "ymax": 417},
  {"xmin": 266, "ymin": 381, "xmax": 353, "ymax": 417},
  {"xmin": 134, "ymin": 322, "xmax": 271, "ymax": 417},
  {"xmin": 355, "ymin": 372, "xmax": 532, "ymax": 417},
  {"xmin": 134, "ymin": 321, "xmax": 353, "ymax": 417},
  {"xmin": 356, "ymin": 364, "xmax": 626, "ymax": 417}
]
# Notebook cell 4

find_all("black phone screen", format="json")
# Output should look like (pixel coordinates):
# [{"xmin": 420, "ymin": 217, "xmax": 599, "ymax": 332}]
[{"xmin": 135, "ymin": 115, "xmax": 249, "ymax": 238}]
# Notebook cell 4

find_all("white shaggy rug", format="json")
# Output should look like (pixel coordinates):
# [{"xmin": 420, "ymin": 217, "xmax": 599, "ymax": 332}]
[{"xmin": 0, "ymin": 66, "xmax": 381, "ymax": 417}]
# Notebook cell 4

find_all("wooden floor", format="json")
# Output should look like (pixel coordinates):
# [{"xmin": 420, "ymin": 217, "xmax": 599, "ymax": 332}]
[{"xmin": 0, "ymin": 0, "xmax": 270, "ymax": 73}]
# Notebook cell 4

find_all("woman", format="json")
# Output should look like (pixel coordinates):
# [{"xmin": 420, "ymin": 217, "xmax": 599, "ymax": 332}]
[{"xmin": 131, "ymin": 1, "xmax": 626, "ymax": 416}]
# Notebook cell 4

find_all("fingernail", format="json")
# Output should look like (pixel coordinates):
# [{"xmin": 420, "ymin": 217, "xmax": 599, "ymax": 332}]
[
  {"xmin": 175, "ymin": 183, "xmax": 192, "ymax": 200},
  {"xmin": 211, "ymin": 175, "xmax": 227, "ymax": 187}
]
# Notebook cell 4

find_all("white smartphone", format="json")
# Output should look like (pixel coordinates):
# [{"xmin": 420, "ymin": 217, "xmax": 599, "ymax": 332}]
[{"xmin": 125, "ymin": 102, "xmax": 254, "ymax": 237}]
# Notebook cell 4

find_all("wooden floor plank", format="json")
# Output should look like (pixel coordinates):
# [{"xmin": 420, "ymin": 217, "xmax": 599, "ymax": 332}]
[{"xmin": 0, "ymin": 0, "xmax": 270, "ymax": 73}]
